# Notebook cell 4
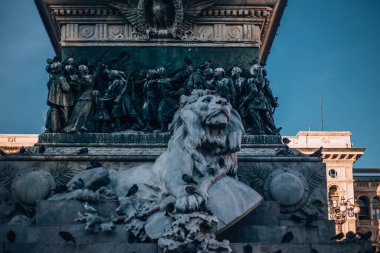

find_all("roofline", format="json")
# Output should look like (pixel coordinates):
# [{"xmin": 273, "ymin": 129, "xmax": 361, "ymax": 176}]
[
  {"xmin": 260, "ymin": 0, "xmax": 287, "ymax": 64},
  {"xmin": 34, "ymin": 0, "xmax": 61, "ymax": 57}
]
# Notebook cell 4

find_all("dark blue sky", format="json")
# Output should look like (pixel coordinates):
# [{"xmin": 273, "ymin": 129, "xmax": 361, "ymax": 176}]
[{"xmin": 0, "ymin": 0, "xmax": 379, "ymax": 168}]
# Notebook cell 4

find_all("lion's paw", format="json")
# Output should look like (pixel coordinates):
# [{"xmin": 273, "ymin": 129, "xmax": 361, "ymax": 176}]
[{"xmin": 175, "ymin": 195, "xmax": 203, "ymax": 213}]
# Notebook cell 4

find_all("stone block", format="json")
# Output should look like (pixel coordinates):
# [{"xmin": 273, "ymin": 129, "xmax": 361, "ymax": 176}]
[
  {"xmin": 230, "ymin": 243, "xmax": 310, "ymax": 253},
  {"xmin": 311, "ymin": 242, "xmax": 372, "ymax": 253},
  {"xmin": 0, "ymin": 224, "xmax": 29, "ymax": 243},
  {"xmin": 219, "ymin": 225, "xmax": 320, "ymax": 243},
  {"xmin": 27, "ymin": 225, "xmax": 128, "ymax": 244},
  {"xmin": 239, "ymin": 201, "xmax": 280, "ymax": 226},
  {"xmin": 36, "ymin": 200, "xmax": 118, "ymax": 225},
  {"xmin": 3, "ymin": 243, "xmax": 158, "ymax": 253},
  {"xmin": 230, "ymin": 242, "xmax": 372, "ymax": 253}
]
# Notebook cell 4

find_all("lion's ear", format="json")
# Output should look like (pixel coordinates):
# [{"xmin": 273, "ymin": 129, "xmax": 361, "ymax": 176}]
[{"xmin": 226, "ymin": 109, "xmax": 245, "ymax": 152}]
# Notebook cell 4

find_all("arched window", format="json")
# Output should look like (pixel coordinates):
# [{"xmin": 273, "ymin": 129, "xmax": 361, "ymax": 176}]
[
  {"xmin": 372, "ymin": 196, "xmax": 380, "ymax": 220},
  {"xmin": 358, "ymin": 196, "xmax": 370, "ymax": 220},
  {"xmin": 329, "ymin": 185, "xmax": 339, "ymax": 207}
]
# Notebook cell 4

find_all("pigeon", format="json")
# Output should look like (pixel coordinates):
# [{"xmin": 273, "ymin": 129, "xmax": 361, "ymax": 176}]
[
  {"xmin": 73, "ymin": 178, "xmax": 85, "ymax": 189},
  {"xmin": 345, "ymin": 231, "xmax": 357, "ymax": 242},
  {"xmin": 165, "ymin": 203, "xmax": 175, "ymax": 216},
  {"xmin": 330, "ymin": 232, "xmax": 344, "ymax": 240},
  {"xmin": 19, "ymin": 146, "xmax": 26, "ymax": 154},
  {"xmin": 59, "ymin": 231, "xmax": 76, "ymax": 244},
  {"xmin": 311, "ymin": 249, "xmax": 319, "ymax": 253},
  {"xmin": 0, "ymin": 149, "xmax": 6, "ymax": 156},
  {"xmin": 360, "ymin": 231, "xmax": 372, "ymax": 240},
  {"xmin": 126, "ymin": 184, "xmax": 138, "ymax": 197},
  {"xmin": 38, "ymin": 145, "xmax": 46, "ymax": 154},
  {"xmin": 290, "ymin": 214, "xmax": 304, "ymax": 223},
  {"xmin": 182, "ymin": 174, "xmax": 197, "ymax": 185},
  {"xmin": 83, "ymin": 202, "xmax": 97, "ymax": 212},
  {"xmin": 281, "ymin": 231, "xmax": 294, "ymax": 243},
  {"xmin": 6, "ymin": 230, "xmax": 16, "ymax": 243},
  {"xmin": 310, "ymin": 147, "xmax": 323, "ymax": 157},
  {"xmin": 90, "ymin": 159, "xmax": 102, "ymax": 168},
  {"xmin": 243, "ymin": 244, "xmax": 253, "ymax": 253},
  {"xmin": 282, "ymin": 137, "xmax": 291, "ymax": 145},
  {"xmin": 77, "ymin": 147, "xmax": 89, "ymax": 155}
]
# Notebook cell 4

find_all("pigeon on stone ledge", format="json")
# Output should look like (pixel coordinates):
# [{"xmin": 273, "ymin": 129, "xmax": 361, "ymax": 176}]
[
  {"xmin": 6, "ymin": 230, "xmax": 16, "ymax": 243},
  {"xmin": 281, "ymin": 231, "xmax": 294, "ymax": 243},
  {"xmin": 77, "ymin": 147, "xmax": 89, "ymax": 155},
  {"xmin": 59, "ymin": 231, "xmax": 76, "ymax": 244},
  {"xmin": 330, "ymin": 232, "xmax": 344, "ymax": 240},
  {"xmin": 126, "ymin": 184, "xmax": 138, "ymax": 197},
  {"xmin": 310, "ymin": 147, "xmax": 323, "ymax": 158}
]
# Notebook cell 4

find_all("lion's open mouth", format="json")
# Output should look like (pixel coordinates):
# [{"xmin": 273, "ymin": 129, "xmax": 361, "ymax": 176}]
[{"xmin": 204, "ymin": 108, "xmax": 230, "ymax": 128}]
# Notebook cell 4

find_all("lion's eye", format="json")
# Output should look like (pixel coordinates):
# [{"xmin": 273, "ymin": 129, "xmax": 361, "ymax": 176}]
[{"xmin": 202, "ymin": 97, "xmax": 212, "ymax": 103}]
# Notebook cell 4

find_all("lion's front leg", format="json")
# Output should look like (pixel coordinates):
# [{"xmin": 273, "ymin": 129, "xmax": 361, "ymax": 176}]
[{"xmin": 198, "ymin": 168, "xmax": 227, "ymax": 203}]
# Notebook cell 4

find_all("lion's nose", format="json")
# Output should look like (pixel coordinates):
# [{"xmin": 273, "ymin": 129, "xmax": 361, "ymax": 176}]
[{"xmin": 216, "ymin": 98, "xmax": 228, "ymax": 106}]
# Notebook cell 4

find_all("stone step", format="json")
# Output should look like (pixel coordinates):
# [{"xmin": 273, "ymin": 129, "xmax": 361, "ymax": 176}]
[
  {"xmin": 0, "ymin": 224, "xmax": 129, "ymax": 244},
  {"xmin": 230, "ymin": 242, "xmax": 372, "ymax": 253},
  {"xmin": 218, "ymin": 225, "xmax": 321, "ymax": 244},
  {"xmin": 36, "ymin": 200, "xmax": 118, "ymax": 225},
  {"xmin": 2, "ymin": 242, "xmax": 157, "ymax": 253},
  {"xmin": 1, "ymin": 242, "xmax": 371, "ymax": 253},
  {"xmin": 1, "ymin": 223, "xmax": 323, "ymax": 245}
]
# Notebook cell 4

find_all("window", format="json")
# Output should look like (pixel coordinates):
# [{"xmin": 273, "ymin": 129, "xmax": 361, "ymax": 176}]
[
  {"xmin": 372, "ymin": 196, "xmax": 380, "ymax": 220},
  {"xmin": 329, "ymin": 185, "xmax": 339, "ymax": 207},
  {"xmin": 358, "ymin": 196, "xmax": 370, "ymax": 220},
  {"xmin": 329, "ymin": 169, "xmax": 338, "ymax": 178}
]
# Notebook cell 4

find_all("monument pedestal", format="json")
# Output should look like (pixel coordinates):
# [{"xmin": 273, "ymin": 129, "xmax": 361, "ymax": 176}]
[{"xmin": 0, "ymin": 133, "xmax": 372, "ymax": 252}]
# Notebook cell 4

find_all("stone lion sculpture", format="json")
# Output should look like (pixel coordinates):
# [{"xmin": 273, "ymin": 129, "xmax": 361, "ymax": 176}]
[{"xmin": 111, "ymin": 90, "xmax": 262, "ymax": 236}]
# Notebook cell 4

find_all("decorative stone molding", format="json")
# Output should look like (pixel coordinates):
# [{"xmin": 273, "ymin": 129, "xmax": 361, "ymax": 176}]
[{"xmin": 35, "ymin": 0, "xmax": 286, "ymax": 61}]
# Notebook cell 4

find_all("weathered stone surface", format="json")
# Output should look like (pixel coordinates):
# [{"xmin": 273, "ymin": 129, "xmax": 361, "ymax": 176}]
[
  {"xmin": 229, "ymin": 242, "xmax": 372, "ymax": 253},
  {"xmin": 28, "ymin": 225, "xmax": 128, "ymax": 244},
  {"xmin": 0, "ymin": 224, "xmax": 29, "ymax": 243},
  {"xmin": 36, "ymin": 200, "xmax": 118, "ymax": 225},
  {"xmin": 3, "ymin": 243, "xmax": 158, "ymax": 253},
  {"xmin": 231, "ymin": 201, "xmax": 280, "ymax": 226},
  {"xmin": 66, "ymin": 167, "xmax": 109, "ymax": 191},
  {"xmin": 219, "ymin": 225, "xmax": 320, "ymax": 243},
  {"xmin": 38, "ymin": 133, "xmax": 282, "ymax": 145},
  {"xmin": 11, "ymin": 170, "xmax": 55, "ymax": 206}
]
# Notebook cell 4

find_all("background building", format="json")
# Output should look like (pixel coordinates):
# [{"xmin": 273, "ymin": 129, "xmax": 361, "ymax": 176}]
[
  {"xmin": 287, "ymin": 131, "xmax": 365, "ymax": 234},
  {"xmin": 1, "ymin": 131, "xmax": 377, "ymax": 244},
  {"xmin": 354, "ymin": 168, "xmax": 380, "ymax": 250}
]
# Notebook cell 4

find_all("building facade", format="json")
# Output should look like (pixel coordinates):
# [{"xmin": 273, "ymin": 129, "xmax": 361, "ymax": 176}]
[
  {"xmin": 0, "ymin": 135, "xmax": 39, "ymax": 153},
  {"xmin": 353, "ymin": 168, "xmax": 380, "ymax": 249},
  {"xmin": 287, "ymin": 131, "xmax": 365, "ymax": 234}
]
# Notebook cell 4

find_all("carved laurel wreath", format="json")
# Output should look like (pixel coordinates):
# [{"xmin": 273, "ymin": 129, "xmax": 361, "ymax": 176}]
[{"xmin": 136, "ymin": 0, "xmax": 184, "ymax": 37}]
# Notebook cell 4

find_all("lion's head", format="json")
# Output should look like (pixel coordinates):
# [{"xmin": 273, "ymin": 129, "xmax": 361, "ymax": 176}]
[{"xmin": 169, "ymin": 90, "xmax": 244, "ymax": 155}]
